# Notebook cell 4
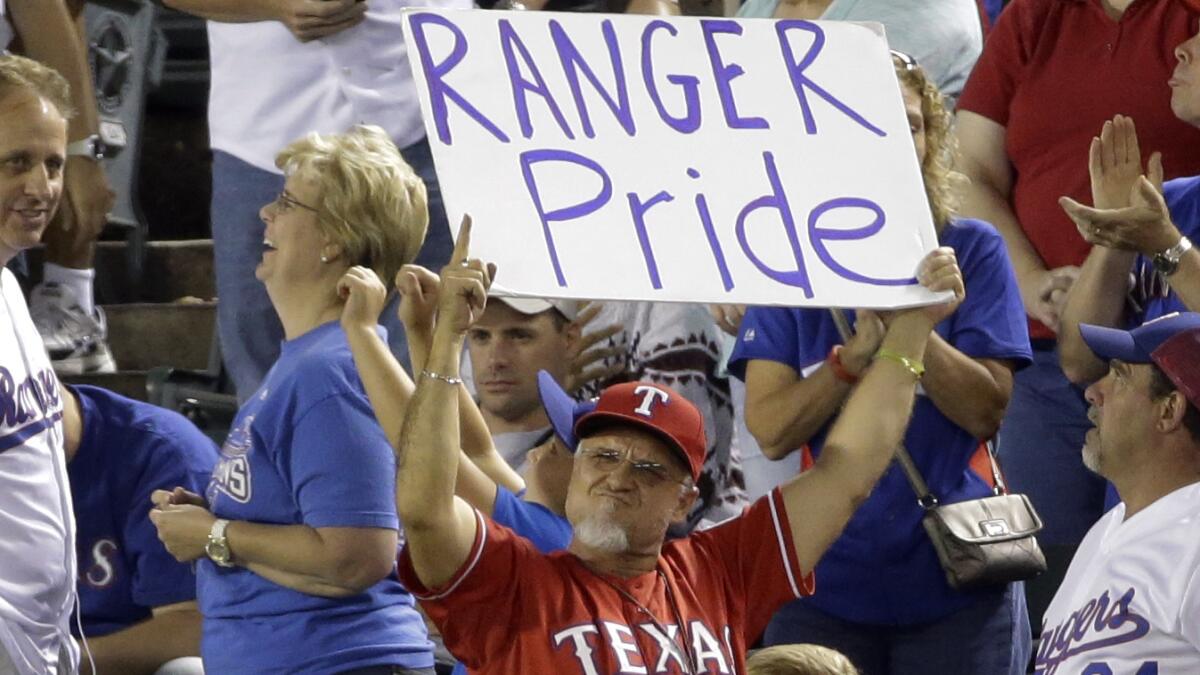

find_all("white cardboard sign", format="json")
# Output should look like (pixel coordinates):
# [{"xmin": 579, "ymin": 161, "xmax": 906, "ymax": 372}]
[{"xmin": 402, "ymin": 10, "xmax": 941, "ymax": 308}]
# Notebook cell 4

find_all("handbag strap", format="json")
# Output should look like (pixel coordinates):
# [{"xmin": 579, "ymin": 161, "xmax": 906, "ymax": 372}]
[
  {"xmin": 828, "ymin": 309, "xmax": 1010, "ymax": 507},
  {"xmin": 830, "ymin": 309, "xmax": 939, "ymax": 509}
]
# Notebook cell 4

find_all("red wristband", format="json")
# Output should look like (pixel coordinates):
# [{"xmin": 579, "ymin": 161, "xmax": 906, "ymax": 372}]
[{"xmin": 828, "ymin": 345, "xmax": 860, "ymax": 384}]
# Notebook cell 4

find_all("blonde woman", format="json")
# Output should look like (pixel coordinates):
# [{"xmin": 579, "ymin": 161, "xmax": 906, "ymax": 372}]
[{"xmin": 149, "ymin": 126, "xmax": 434, "ymax": 675}]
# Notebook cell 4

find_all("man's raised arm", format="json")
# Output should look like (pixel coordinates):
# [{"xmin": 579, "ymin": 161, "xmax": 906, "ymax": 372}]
[
  {"xmin": 780, "ymin": 248, "xmax": 965, "ymax": 574},
  {"xmin": 396, "ymin": 217, "xmax": 496, "ymax": 590}
]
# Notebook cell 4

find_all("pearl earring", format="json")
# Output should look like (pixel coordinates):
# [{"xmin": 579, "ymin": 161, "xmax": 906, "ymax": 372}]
[{"xmin": 320, "ymin": 255, "xmax": 329, "ymax": 263}]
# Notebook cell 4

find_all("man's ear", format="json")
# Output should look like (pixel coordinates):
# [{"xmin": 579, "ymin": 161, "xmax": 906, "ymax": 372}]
[
  {"xmin": 1160, "ymin": 390, "xmax": 1190, "ymax": 434},
  {"xmin": 671, "ymin": 484, "xmax": 699, "ymax": 525}
]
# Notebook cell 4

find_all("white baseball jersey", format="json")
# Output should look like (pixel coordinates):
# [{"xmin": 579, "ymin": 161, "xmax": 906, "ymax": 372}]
[
  {"xmin": 1036, "ymin": 481, "xmax": 1200, "ymax": 675},
  {"xmin": 0, "ymin": 269, "xmax": 78, "ymax": 674}
]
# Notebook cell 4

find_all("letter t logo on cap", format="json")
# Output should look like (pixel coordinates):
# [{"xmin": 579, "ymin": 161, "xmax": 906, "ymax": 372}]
[{"xmin": 633, "ymin": 385, "xmax": 670, "ymax": 417}]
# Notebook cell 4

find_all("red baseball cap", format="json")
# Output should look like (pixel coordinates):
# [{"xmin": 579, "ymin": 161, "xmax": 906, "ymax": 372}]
[
  {"xmin": 573, "ymin": 381, "xmax": 707, "ymax": 482},
  {"xmin": 1151, "ymin": 327, "xmax": 1200, "ymax": 411}
]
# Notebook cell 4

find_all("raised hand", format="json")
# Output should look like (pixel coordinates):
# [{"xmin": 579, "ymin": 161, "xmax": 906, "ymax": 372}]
[
  {"xmin": 706, "ymin": 304, "xmax": 746, "ymax": 337},
  {"xmin": 563, "ymin": 301, "xmax": 626, "ymax": 394},
  {"xmin": 396, "ymin": 264, "xmax": 441, "ymax": 334},
  {"xmin": 1089, "ymin": 115, "xmax": 1152, "ymax": 210},
  {"xmin": 903, "ymin": 247, "xmax": 965, "ymax": 327},
  {"xmin": 337, "ymin": 265, "xmax": 388, "ymax": 332},
  {"xmin": 1060, "ymin": 171, "xmax": 1180, "ymax": 256},
  {"xmin": 436, "ymin": 215, "xmax": 496, "ymax": 337},
  {"xmin": 840, "ymin": 309, "xmax": 886, "ymax": 376}
]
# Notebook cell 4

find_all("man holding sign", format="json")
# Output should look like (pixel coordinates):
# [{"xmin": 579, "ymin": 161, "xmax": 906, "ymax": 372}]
[{"xmin": 393, "ymin": 216, "xmax": 966, "ymax": 673}]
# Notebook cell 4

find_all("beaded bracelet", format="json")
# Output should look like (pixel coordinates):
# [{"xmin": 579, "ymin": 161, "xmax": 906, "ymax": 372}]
[
  {"xmin": 422, "ymin": 370, "xmax": 463, "ymax": 385},
  {"xmin": 873, "ymin": 348, "xmax": 925, "ymax": 379}
]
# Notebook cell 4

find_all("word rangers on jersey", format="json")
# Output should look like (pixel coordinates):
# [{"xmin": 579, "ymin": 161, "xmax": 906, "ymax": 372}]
[{"xmin": 0, "ymin": 365, "xmax": 61, "ymax": 452}]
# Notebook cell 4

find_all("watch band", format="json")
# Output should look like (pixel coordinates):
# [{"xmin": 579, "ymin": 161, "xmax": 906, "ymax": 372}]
[
  {"xmin": 1153, "ymin": 235, "xmax": 1193, "ymax": 277},
  {"xmin": 207, "ymin": 518, "xmax": 234, "ymax": 567}
]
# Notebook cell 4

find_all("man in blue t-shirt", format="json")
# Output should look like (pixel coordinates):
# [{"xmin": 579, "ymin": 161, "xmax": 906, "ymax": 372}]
[
  {"xmin": 64, "ymin": 384, "xmax": 218, "ymax": 675},
  {"xmin": 1059, "ymin": 30, "xmax": 1200, "ymax": 386}
]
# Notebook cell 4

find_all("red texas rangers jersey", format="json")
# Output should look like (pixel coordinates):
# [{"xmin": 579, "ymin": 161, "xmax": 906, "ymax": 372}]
[{"xmin": 398, "ymin": 488, "xmax": 812, "ymax": 674}]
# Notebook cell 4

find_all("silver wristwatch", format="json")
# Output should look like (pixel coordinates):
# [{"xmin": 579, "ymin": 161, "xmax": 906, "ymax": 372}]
[
  {"xmin": 1152, "ymin": 235, "xmax": 1193, "ymax": 278},
  {"xmin": 205, "ymin": 518, "xmax": 235, "ymax": 568},
  {"xmin": 66, "ymin": 134, "xmax": 107, "ymax": 160}
]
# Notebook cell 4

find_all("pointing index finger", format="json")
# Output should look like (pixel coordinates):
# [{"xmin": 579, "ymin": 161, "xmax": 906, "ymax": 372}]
[{"xmin": 450, "ymin": 214, "xmax": 473, "ymax": 266}]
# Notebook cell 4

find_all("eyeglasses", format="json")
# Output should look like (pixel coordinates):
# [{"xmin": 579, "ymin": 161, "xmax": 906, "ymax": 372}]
[
  {"xmin": 579, "ymin": 446, "xmax": 689, "ymax": 488},
  {"xmin": 270, "ymin": 191, "xmax": 319, "ymax": 214},
  {"xmin": 890, "ymin": 49, "xmax": 919, "ymax": 72}
]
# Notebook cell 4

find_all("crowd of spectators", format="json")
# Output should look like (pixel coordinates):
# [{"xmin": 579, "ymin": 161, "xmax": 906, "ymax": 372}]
[{"xmin": 3, "ymin": 0, "xmax": 1200, "ymax": 674}]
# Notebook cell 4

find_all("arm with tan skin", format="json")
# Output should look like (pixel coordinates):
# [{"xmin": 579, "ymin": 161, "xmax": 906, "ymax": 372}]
[
  {"xmin": 162, "ymin": 0, "xmax": 366, "ymax": 42},
  {"xmin": 393, "ymin": 265, "xmax": 523, "ymax": 495},
  {"xmin": 781, "ymin": 248, "xmax": 964, "ymax": 574},
  {"xmin": 79, "ymin": 601, "xmax": 202, "ymax": 675},
  {"xmin": 1060, "ymin": 116, "xmax": 1200, "ymax": 382},
  {"xmin": 337, "ymin": 265, "xmax": 522, "ymax": 513},
  {"xmin": 9, "ymin": 0, "xmax": 113, "ymax": 243},
  {"xmin": 956, "ymin": 110, "xmax": 1078, "ymax": 333},
  {"xmin": 149, "ymin": 493, "xmax": 398, "ymax": 597},
  {"xmin": 397, "ymin": 218, "xmax": 500, "ymax": 590},
  {"xmin": 912, "ymin": 336, "xmax": 1013, "ymax": 441},
  {"xmin": 743, "ymin": 312, "xmax": 884, "ymax": 459}
]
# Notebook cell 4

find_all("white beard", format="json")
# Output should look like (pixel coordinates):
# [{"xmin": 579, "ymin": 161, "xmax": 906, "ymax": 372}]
[{"xmin": 572, "ymin": 503, "xmax": 630, "ymax": 553}]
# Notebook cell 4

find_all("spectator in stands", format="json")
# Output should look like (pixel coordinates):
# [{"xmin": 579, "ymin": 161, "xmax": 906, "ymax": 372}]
[
  {"xmin": 954, "ymin": 0, "xmax": 1200, "ymax": 579},
  {"xmin": 729, "ymin": 53, "xmax": 1032, "ymax": 675},
  {"xmin": 64, "ymin": 384, "xmax": 216, "ymax": 675},
  {"xmin": 735, "ymin": 0, "xmax": 982, "ymax": 105},
  {"xmin": 393, "ymin": 217, "xmax": 966, "ymax": 673},
  {"xmin": 746, "ymin": 644, "xmax": 859, "ymax": 675},
  {"xmin": 1059, "ymin": 27, "xmax": 1200, "ymax": 383},
  {"xmin": 162, "ymin": 0, "xmax": 465, "ymax": 402},
  {"xmin": 0, "ymin": 52, "xmax": 79, "ymax": 675},
  {"xmin": 147, "ymin": 126, "xmax": 434, "ymax": 675},
  {"xmin": 577, "ymin": 299, "xmax": 745, "ymax": 531},
  {"xmin": 3, "ymin": 0, "xmax": 116, "ymax": 375},
  {"xmin": 1036, "ymin": 314, "xmax": 1200, "ymax": 672},
  {"xmin": 338, "ymin": 253, "xmax": 582, "ymax": 675},
  {"xmin": 466, "ymin": 297, "xmax": 579, "ymax": 467}
]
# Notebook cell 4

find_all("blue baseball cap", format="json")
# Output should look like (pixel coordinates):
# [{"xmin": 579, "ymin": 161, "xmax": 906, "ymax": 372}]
[
  {"xmin": 1079, "ymin": 312, "xmax": 1200, "ymax": 364},
  {"xmin": 537, "ymin": 370, "xmax": 596, "ymax": 452}
]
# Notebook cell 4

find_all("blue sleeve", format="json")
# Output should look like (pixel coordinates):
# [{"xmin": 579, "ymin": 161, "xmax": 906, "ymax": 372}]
[
  {"xmin": 944, "ymin": 223, "xmax": 1033, "ymax": 369},
  {"xmin": 728, "ymin": 307, "xmax": 805, "ymax": 381},
  {"xmin": 491, "ymin": 486, "xmax": 572, "ymax": 554},
  {"xmin": 124, "ymin": 435, "xmax": 213, "ymax": 608},
  {"xmin": 286, "ymin": 393, "xmax": 399, "ymax": 530}
]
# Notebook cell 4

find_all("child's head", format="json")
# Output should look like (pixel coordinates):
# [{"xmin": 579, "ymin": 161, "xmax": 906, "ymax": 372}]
[{"xmin": 745, "ymin": 644, "xmax": 859, "ymax": 675}]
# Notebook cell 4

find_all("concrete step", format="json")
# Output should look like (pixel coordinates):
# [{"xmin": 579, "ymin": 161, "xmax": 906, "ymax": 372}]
[
  {"xmin": 104, "ymin": 301, "xmax": 216, "ymax": 372},
  {"xmin": 24, "ymin": 239, "xmax": 215, "ymax": 304},
  {"xmin": 62, "ymin": 370, "xmax": 149, "ymax": 401}
]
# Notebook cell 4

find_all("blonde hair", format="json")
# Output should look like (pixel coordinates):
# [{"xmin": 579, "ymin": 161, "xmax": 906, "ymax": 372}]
[
  {"xmin": 275, "ymin": 125, "xmax": 429, "ymax": 284},
  {"xmin": 894, "ymin": 56, "xmax": 964, "ymax": 230},
  {"xmin": 0, "ymin": 53, "xmax": 74, "ymax": 119},
  {"xmin": 746, "ymin": 644, "xmax": 859, "ymax": 675}
]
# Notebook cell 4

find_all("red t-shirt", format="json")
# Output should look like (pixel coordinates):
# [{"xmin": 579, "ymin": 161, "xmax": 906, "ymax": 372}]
[
  {"xmin": 398, "ymin": 489, "xmax": 813, "ymax": 674},
  {"xmin": 958, "ymin": 0, "xmax": 1200, "ymax": 339}
]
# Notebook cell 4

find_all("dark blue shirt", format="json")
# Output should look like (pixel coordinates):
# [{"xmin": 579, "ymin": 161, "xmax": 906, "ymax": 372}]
[
  {"xmin": 729, "ymin": 218, "xmax": 1033, "ymax": 625},
  {"xmin": 200, "ymin": 322, "xmax": 432, "ymax": 673},
  {"xmin": 69, "ymin": 384, "xmax": 218, "ymax": 638}
]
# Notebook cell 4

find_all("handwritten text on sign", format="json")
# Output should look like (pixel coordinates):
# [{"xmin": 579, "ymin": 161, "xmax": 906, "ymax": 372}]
[{"xmin": 402, "ymin": 11, "xmax": 941, "ymax": 308}]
